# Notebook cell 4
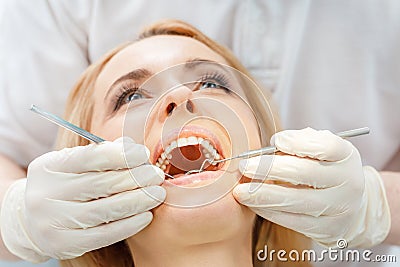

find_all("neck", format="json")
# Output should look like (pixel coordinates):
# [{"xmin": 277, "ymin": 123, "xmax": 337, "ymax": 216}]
[{"xmin": 127, "ymin": 233, "xmax": 253, "ymax": 267}]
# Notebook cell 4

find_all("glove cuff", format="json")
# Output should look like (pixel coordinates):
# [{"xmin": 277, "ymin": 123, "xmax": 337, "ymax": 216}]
[
  {"xmin": 348, "ymin": 166, "xmax": 391, "ymax": 248},
  {"xmin": 0, "ymin": 178, "xmax": 50, "ymax": 263}
]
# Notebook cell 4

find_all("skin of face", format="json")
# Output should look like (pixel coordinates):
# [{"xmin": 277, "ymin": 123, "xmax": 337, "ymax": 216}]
[{"xmin": 90, "ymin": 35, "xmax": 262, "ymax": 265}]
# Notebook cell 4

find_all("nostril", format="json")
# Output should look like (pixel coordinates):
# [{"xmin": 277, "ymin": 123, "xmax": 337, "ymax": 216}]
[
  {"xmin": 166, "ymin": 102, "xmax": 177, "ymax": 116},
  {"xmin": 186, "ymin": 100, "xmax": 194, "ymax": 113}
]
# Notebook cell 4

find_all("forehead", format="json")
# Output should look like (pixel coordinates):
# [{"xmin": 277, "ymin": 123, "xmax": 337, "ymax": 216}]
[{"xmin": 96, "ymin": 35, "xmax": 229, "ymax": 91}]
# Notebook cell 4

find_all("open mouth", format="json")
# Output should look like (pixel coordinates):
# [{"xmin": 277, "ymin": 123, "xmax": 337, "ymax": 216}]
[{"xmin": 152, "ymin": 126, "xmax": 228, "ymax": 185}]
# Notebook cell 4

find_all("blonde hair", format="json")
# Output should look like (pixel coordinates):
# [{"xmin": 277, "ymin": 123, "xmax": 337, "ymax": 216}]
[{"xmin": 59, "ymin": 20, "xmax": 310, "ymax": 267}]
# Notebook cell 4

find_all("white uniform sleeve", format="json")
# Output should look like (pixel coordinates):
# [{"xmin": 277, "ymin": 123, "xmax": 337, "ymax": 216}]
[{"xmin": 0, "ymin": 0, "xmax": 92, "ymax": 167}]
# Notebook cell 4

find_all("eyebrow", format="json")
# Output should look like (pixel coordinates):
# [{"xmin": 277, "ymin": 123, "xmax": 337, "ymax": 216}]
[
  {"xmin": 184, "ymin": 58, "xmax": 219, "ymax": 69},
  {"xmin": 104, "ymin": 58, "xmax": 220, "ymax": 101},
  {"xmin": 104, "ymin": 68, "xmax": 153, "ymax": 100}
]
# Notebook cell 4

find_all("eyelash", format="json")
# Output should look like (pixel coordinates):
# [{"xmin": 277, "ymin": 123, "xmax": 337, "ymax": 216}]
[
  {"xmin": 112, "ymin": 72, "xmax": 231, "ymax": 112},
  {"xmin": 112, "ymin": 84, "xmax": 142, "ymax": 112},
  {"xmin": 198, "ymin": 72, "xmax": 231, "ymax": 93}
]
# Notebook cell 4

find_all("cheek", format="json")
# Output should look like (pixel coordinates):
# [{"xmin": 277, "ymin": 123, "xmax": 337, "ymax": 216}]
[
  {"xmin": 122, "ymin": 109, "xmax": 151, "ymax": 144},
  {"xmin": 240, "ymin": 107, "xmax": 262, "ymax": 149},
  {"xmin": 91, "ymin": 108, "xmax": 150, "ymax": 142},
  {"xmin": 91, "ymin": 114, "xmax": 125, "ymax": 141},
  {"xmin": 217, "ymin": 97, "xmax": 262, "ymax": 150}
]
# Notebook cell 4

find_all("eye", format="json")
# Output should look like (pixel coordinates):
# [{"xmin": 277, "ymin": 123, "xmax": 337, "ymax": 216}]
[
  {"xmin": 126, "ymin": 92, "xmax": 143, "ymax": 102},
  {"xmin": 198, "ymin": 72, "xmax": 231, "ymax": 93},
  {"xmin": 200, "ymin": 81, "xmax": 219, "ymax": 89},
  {"xmin": 113, "ymin": 87, "xmax": 146, "ymax": 112}
]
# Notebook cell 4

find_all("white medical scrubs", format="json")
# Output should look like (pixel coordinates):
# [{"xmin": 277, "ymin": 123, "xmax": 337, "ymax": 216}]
[{"xmin": 0, "ymin": 1, "xmax": 399, "ymax": 266}]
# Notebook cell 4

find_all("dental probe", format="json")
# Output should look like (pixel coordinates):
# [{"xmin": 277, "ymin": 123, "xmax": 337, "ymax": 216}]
[
  {"xmin": 188, "ymin": 127, "xmax": 370, "ymax": 175},
  {"xmin": 30, "ymin": 105, "xmax": 176, "ymax": 179},
  {"xmin": 30, "ymin": 105, "xmax": 106, "ymax": 143}
]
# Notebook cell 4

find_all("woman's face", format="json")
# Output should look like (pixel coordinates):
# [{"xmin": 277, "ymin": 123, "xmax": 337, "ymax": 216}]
[{"xmin": 90, "ymin": 35, "xmax": 260, "ymax": 250}]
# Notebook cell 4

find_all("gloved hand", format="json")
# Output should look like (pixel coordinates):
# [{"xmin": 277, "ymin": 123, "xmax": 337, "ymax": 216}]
[
  {"xmin": 233, "ymin": 127, "xmax": 391, "ymax": 248},
  {"xmin": 1, "ymin": 137, "xmax": 166, "ymax": 262}
]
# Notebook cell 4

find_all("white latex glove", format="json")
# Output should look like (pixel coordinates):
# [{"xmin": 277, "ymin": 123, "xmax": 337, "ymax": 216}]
[
  {"xmin": 233, "ymin": 127, "xmax": 391, "ymax": 248},
  {"xmin": 0, "ymin": 137, "xmax": 166, "ymax": 262}
]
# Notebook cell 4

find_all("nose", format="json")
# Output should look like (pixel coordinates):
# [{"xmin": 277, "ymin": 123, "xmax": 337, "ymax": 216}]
[{"xmin": 158, "ymin": 86, "xmax": 195, "ymax": 121}]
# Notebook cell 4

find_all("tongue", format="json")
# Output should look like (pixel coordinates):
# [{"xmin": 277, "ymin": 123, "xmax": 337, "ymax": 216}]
[
  {"xmin": 178, "ymin": 145, "xmax": 202, "ymax": 160},
  {"xmin": 168, "ymin": 145, "xmax": 207, "ymax": 175}
]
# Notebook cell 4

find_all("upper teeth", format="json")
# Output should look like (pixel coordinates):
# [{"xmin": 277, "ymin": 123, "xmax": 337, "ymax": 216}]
[{"xmin": 155, "ymin": 136, "xmax": 221, "ymax": 170}]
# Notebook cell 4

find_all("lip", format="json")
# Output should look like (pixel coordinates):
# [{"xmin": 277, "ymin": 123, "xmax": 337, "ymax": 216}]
[
  {"xmin": 163, "ymin": 169, "xmax": 224, "ymax": 188},
  {"xmin": 151, "ymin": 125, "xmax": 227, "ymax": 165}
]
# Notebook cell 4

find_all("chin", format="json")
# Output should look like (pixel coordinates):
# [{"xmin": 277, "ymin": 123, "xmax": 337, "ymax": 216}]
[{"xmin": 128, "ymin": 180, "xmax": 256, "ymax": 248}]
